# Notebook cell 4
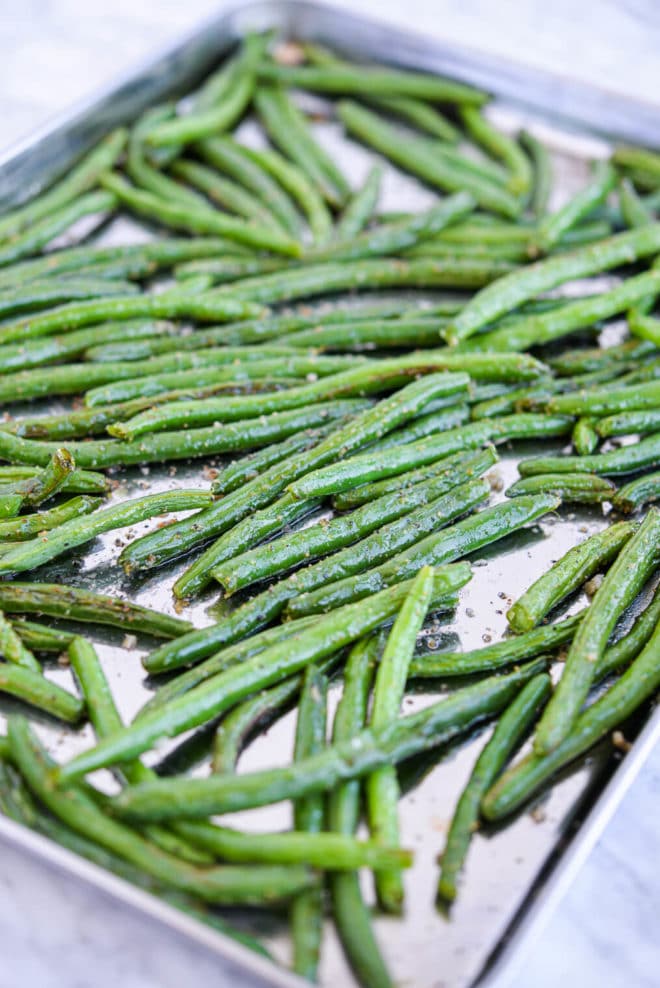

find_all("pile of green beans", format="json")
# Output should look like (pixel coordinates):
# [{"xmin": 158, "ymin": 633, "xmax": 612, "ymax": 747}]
[{"xmin": 1, "ymin": 30, "xmax": 660, "ymax": 987}]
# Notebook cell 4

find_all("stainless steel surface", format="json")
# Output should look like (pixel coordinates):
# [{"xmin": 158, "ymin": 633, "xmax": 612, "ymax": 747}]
[{"xmin": 0, "ymin": 4, "xmax": 658, "ymax": 987}]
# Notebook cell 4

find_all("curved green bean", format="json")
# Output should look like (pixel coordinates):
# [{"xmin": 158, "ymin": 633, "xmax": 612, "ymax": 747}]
[
  {"xmin": 533, "ymin": 508, "xmax": 660, "ymax": 754},
  {"xmin": 446, "ymin": 223, "xmax": 660, "ymax": 343},
  {"xmin": 613, "ymin": 470, "xmax": 660, "ymax": 513},
  {"xmin": 507, "ymin": 522, "xmax": 635, "ymax": 633},
  {"xmin": 438, "ymin": 673, "xmax": 551, "ymax": 901},
  {"xmin": 505, "ymin": 472, "xmax": 615, "ymax": 503},
  {"xmin": 0, "ymin": 583, "xmax": 191, "ymax": 638},
  {"xmin": 518, "ymin": 433, "xmax": 660, "ymax": 477},
  {"xmin": 482, "ymin": 617, "xmax": 660, "ymax": 820}
]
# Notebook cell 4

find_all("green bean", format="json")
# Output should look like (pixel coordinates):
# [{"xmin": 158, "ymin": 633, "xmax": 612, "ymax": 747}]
[
  {"xmin": 482, "ymin": 617, "xmax": 660, "ymax": 820},
  {"xmin": 368, "ymin": 566, "xmax": 434, "ymax": 911},
  {"xmin": 596, "ymin": 408, "xmax": 660, "ymax": 436},
  {"xmin": 0, "ymin": 663, "xmax": 82, "ymax": 721},
  {"xmin": 461, "ymin": 269, "xmax": 660, "ymax": 352},
  {"xmin": 279, "ymin": 318, "xmax": 443, "ymax": 351},
  {"xmin": 533, "ymin": 509, "xmax": 660, "ymax": 754},
  {"xmin": 181, "ymin": 456, "xmax": 479, "ymax": 607},
  {"xmin": 212, "ymin": 429, "xmax": 333, "ymax": 496},
  {"xmin": 0, "ymin": 129, "xmax": 126, "ymax": 241},
  {"xmin": 459, "ymin": 108, "xmax": 532, "ymax": 196},
  {"xmin": 11, "ymin": 619, "xmax": 75, "ymax": 653},
  {"xmin": 310, "ymin": 193, "xmax": 477, "ymax": 264},
  {"xmin": 141, "ymin": 620, "xmax": 320, "ymax": 717},
  {"xmin": 0, "ymin": 276, "xmax": 143, "ymax": 321},
  {"xmin": 287, "ymin": 413, "xmax": 570, "ymax": 499},
  {"xmin": 0, "ymin": 583, "xmax": 191, "ymax": 638},
  {"xmin": 0, "ymin": 612, "xmax": 40, "ymax": 671},
  {"xmin": 533, "ymin": 162, "xmax": 617, "ymax": 253},
  {"xmin": 332, "ymin": 447, "xmax": 498, "ymax": 511},
  {"xmin": 0, "ymin": 400, "xmax": 368, "ymax": 470},
  {"xmin": 212, "ymin": 676, "xmax": 304, "ymax": 775},
  {"xmin": 195, "ymin": 136, "xmax": 302, "ymax": 236},
  {"xmin": 326, "ymin": 636, "xmax": 393, "ymax": 988},
  {"xmin": 336, "ymin": 166, "xmax": 383, "ymax": 240},
  {"xmin": 550, "ymin": 338, "xmax": 657, "ymax": 376},
  {"xmin": 435, "ymin": 220, "xmax": 609, "ymax": 249},
  {"xmin": 0, "ymin": 495, "xmax": 22, "ymax": 518},
  {"xmin": 192, "ymin": 469, "xmax": 481, "ymax": 608},
  {"xmin": 0, "ymin": 490, "xmax": 213, "ymax": 575},
  {"xmin": 518, "ymin": 433, "xmax": 660, "ymax": 477},
  {"xmin": 169, "ymin": 160, "xmax": 283, "ymax": 230},
  {"xmin": 613, "ymin": 471, "xmax": 660, "ymax": 513},
  {"xmin": 207, "ymin": 256, "xmax": 514, "ymax": 304},
  {"xmin": 438, "ymin": 672, "xmax": 551, "ymax": 901},
  {"xmin": 288, "ymin": 493, "xmax": 559, "ymax": 617},
  {"xmin": 125, "ymin": 108, "xmax": 209, "ymax": 211},
  {"xmin": 338, "ymin": 102, "xmax": 521, "ymax": 219},
  {"xmin": 108, "ymin": 659, "xmax": 545, "ymax": 821},
  {"xmin": 596, "ymin": 587, "xmax": 660, "ymax": 681},
  {"xmin": 572, "ymin": 417, "xmax": 600, "ymax": 455},
  {"xmin": 410, "ymin": 612, "xmax": 582, "ymax": 679},
  {"xmin": 364, "ymin": 404, "xmax": 471, "ymax": 447},
  {"xmin": 242, "ymin": 146, "xmax": 331, "ymax": 244},
  {"xmin": 100, "ymin": 171, "xmax": 301, "ymax": 257},
  {"xmin": 257, "ymin": 62, "xmax": 487, "ymax": 104},
  {"xmin": 505, "ymin": 472, "xmax": 615, "ymax": 503},
  {"xmin": 254, "ymin": 87, "xmax": 350, "ymax": 206},
  {"xmin": 9, "ymin": 718, "xmax": 313, "ymax": 904},
  {"xmin": 67, "ymin": 637, "xmax": 213, "ymax": 866},
  {"xmin": 0, "ymin": 237, "xmax": 252, "ymax": 290},
  {"xmin": 145, "ymin": 38, "xmax": 261, "ymax": 147},
  {"xmin": 120, "ymin": 372, "xmax": 470, "ymax": 577},
  {"xmin": 82, "ymin": 356, "xmax": 354, "ymax": 407},
  {"xmin": 507, "ymin": 522, "xmax": 635, "ymax": 634},
  {"xmin": 110, "ymin": 357, "xmax": 473, "ymax": 440},
  {"xmin": 0, "ymin": 290, "xmax": 264, "ymax": 350},
  {"xmin": 290, "ymin": 665, "xmax": 327, "ymax": 980},
  {"xmin": 57, "ymin": 569, "xmax": 469, "ymax": 783},
  {"xmin": 0, "ymin": 319, "xmax": 178, "ymax": 374},
  {"xmin": 619, "ymin": 177, "xmax": 655, "ymax": 228},
  {"xmin": 170, "ymin": 491, "xmax": 323, "ymax": 597},
  {"xmin": 613, "ymin": 145, "xmax": 660, "ymax": 182},
  {"xmin": 519, "ymin": 130, "xmax": 552, "ymax": 217},
  {"xmin": 0, "ymin": 191, "xmax": 117, "ymax": 267},
  {"xmin": 214, "ymin": 457, "xmax": 494, "ymax": 596},
  {"xmin": 548, "ymin": 380, "xmax": 660, "ymax": 416},
  {"xmin": 628, "ymin": 309, "xmax": 660, "ymax": 346},
  {"xmin": 446, "ymin": 223, "xmax": 660, "ymax": 344},
  {"xmin": 0, "ymin": 449, "xmax": 75, "ymax": 507},
  {"xmin": 0, "ymin": 752, "xmax": 270, "ymax": 951}
]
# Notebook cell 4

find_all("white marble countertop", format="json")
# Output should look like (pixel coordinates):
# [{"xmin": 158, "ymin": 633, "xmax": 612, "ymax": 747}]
[{"xmin": 0, "ymin": 3, "xmax": 659, "ymax": 987}]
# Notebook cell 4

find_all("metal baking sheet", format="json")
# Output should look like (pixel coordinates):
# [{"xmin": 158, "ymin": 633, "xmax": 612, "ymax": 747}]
[{"xmin": 0, "ymin": 4, "xmax": 658, "ymax": 987}]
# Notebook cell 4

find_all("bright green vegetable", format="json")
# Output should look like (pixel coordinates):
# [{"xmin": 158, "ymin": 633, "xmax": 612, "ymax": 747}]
[
  {"xmin": 0, "ymin": 612, "xmax": 41, "ymax": 671},
  {"xmin": 482, "ymin": 619, "xmax": 660, "ymax": 820},
  {"xmin": 534, "ymin": 162, "xmax": 617, "ymax": 253},
  {"xmin": 8, "ymin": 718, "xmax": 313, "ymax": 905},
  {"xmin": 290, "ymin": 664, "xmax": 327, "ymax": 980},
  {"xmin": 518, "ymin": 433, "xmax": 660, "ymax": 477},
  {"xmin": 438, "ymin": 673, "xmax": 551, "ymax": 901},
  {"xmin": 56, "ymin": 569, "xmax": 472, "ymax": 782},
  {"xmin": 367, "ymin": 566, "xmax": 434, "ymax": 911},
  {"xmin": 107, "ymin": 660, "xmax": 546, "ymax": 821},
  {"xmin": 613, "ymin": 471, "xmax": 660, "ymax": 513},
  {"xmin": 533, "ymin": 508, "xmax": 660, "ymax": 754},
  {"xmin": 410, "ymin": 612, "xmax": 582, "ymax": 679},
  {"xmin": 446, "ymin": 224, "xmax": 660, "ymax": 343},
  {"xmin": 0, "ymin": 583, "xmax": 191, "ymax": 638},
  {"xmin": 507, "ymin": 522, "xmax": 635, "ymax": 633},
  {"xmin": 336, "ymin": 166, "xmax": 383, "ymax": 239},
  {"xmin": 505, "ymin": 472, "xmax": 615, "ymax": 503}
]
